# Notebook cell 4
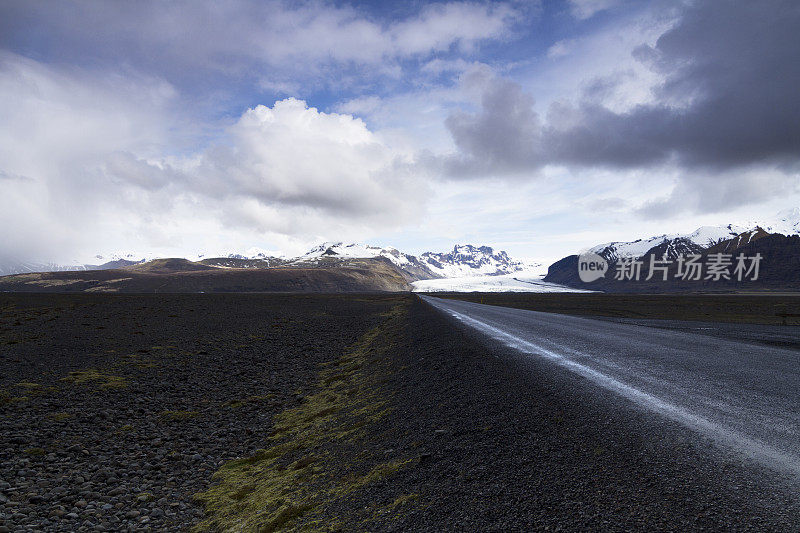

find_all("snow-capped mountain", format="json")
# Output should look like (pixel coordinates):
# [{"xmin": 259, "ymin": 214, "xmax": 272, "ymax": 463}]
[
  {"xmin": 0, "ymin": 241, "xmax": 541, "ymax": 286},
  {"xmin": 192, "ymin": 247, "xmax": 283, "ymax": 262},
  {"xmin": 0, "ymin": 260, "xmax": 88, "ymax": 277},
  {"xmin": 290, "ymin": 242, "xmax": 542, "ymax": 279},
  {"xmin": 88, "ymin": 252, "xmax": 149, "ymax": 269},
  {"xmin": 750, "ymin": 208, "xmax": 800, "ymax": 236},
  {"xmin": 0, "ymin": 252, "xmax": 151, "ymax": 277},
  {"xmin": 287, "ymin": 242, "xmax": 436, "ymax": 280},
  {"xmin": 420, "ymin": 245, "xmax": 541, "ymax": 278},
  {"xmin": 586, "ymin": 208, "xmax": 800, "ymax": 263},
  {"xmin": 590, "ymin": 224, "xmax": 748, "ymax": 261},
  {"xmin": 292, "ymin": 242, "xmax": 416, "ymax": 268},
  {"xmin": 92, "ymin": 252, "xmax": 147, "ymax": 264},
  {"xmin": 4, "ymin": 206, "xmax": 798, "ymax": 278}
]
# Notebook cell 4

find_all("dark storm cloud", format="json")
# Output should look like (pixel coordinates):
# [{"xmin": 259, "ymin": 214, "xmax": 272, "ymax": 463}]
[
  {"xmin": 444, "ymin": 77, "xmax": 543, "ymax": 176},
  {"xmin": 442, "ymin": 0, "xmax": 800, "ymax": 175}
]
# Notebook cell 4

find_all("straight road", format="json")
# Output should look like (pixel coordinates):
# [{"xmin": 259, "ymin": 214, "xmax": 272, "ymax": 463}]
[{"xmin": 422, "ymin": 295, "xmax": 800, "ymax": 478}]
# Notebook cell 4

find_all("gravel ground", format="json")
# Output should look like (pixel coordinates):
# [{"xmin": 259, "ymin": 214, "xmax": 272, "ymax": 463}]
[
  {"xmin": 0, "ymin": 293, "xmax": 397, "ymax": 532},
  {"xmin": 2, "ymin": 293, "xmax": 799, "ymax": 531}
]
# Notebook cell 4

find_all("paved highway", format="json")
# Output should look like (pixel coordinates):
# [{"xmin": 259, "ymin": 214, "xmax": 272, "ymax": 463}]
[{"xmin": 422, "ymin": 295, "xmax": 800, "ymax": 478}]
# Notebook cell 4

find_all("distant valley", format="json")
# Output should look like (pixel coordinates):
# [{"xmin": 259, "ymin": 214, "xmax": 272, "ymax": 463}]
[
  {"xmin": 0, "ymin": 243, "xmax": 543, "ymax": 293},
  {"xmin": 2, "ymin": 208, "xmax": 799, "ymax": 293}
]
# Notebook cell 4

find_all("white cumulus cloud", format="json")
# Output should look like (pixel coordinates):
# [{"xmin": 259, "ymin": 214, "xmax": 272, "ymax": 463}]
[{"xmin": 0, "ymin": 54, "xmax": 423, "ymax": 263}]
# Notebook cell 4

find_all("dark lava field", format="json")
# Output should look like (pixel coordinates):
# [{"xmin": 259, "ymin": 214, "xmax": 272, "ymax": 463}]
[{"xmin": 2, "ymin": 293, "xmax": 799, "ymax": 531}]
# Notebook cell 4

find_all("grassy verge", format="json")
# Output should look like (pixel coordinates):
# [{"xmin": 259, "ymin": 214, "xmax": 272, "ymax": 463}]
[{"xmin": 194, "ymin": 300, "xmax": 415, "ymax": 531}]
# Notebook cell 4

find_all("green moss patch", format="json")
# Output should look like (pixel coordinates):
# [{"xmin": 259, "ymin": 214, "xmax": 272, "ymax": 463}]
[
  {"xmin": 24, "ymin": 447, "xmax": 46, "ymax": 456},
  {"xmin": 390, "ymin": 493, "xmax": 419, "ymax": 509},
  {"xmin": 13, "ymin": 382, "xmax": 56, "ymax": 396},
  {"xmin": 194, "ymin": 302, "xmax": 416, "ymax": 531},
  {"xmin": 61, "ymin": 369, "xmax": 128, "ymax": 390},
  {"xmin": 119, "ymin": 353, "xmax": 159, "ymax": 369}
]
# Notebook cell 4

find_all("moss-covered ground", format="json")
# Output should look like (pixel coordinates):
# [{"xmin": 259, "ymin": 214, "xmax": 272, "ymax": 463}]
[{"xmin": 194, "ymin": 301, "xmax": 418, "ymax": 531}]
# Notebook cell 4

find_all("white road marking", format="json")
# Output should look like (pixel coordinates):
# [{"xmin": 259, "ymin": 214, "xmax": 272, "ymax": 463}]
[{"xmin": 431, "ymin": 300, "xmax": 800, "ymax": 478}]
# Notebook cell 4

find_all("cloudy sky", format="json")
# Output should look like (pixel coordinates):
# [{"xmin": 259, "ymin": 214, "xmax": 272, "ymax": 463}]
[{"xmin": 1, "ymin": 0, "xmax": 798, "ymax": 264}]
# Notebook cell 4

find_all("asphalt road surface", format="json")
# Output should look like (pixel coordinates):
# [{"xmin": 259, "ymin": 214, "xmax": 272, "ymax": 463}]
[{"xmin": 422, "ymin": 295, "xmax": 800, "ymax": 480}]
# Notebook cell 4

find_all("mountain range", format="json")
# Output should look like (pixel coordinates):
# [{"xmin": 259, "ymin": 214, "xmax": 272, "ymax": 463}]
[
  {"xmin": 0, "ymin": 243, "xmax": 540, "ymax": 293},
  {"xmin": 545, "ymin": 208, "xmax": 800, "ymax": 292},
  {"xmin": 0, "ymin": 242, "xmax": 539, "ymax": 281},
  {"xmin": 2, "ymin": 208, "xmax": 799, "ymax": 293}
]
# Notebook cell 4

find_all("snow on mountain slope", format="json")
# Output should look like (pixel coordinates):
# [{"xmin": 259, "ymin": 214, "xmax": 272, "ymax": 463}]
[
  {"xmin": 420, "ymin": 245, "xmax": 541, "ymax": 278},
  {"xmin": 288, "ymin": 242, "xmax": 437, "ymax": 282},
  {"xmin": 590, "ymin": 224, "xmax": 747, "ymax": 261},
  {"xmin": 685, "ymin": 225, "xmax": 751, "ymax": 246},
  {"xmin": 752, "ymin": 208, "xmax": 800, "ymax": 236},
  {"xmin": 292, "ymin": 242, "xmax": 417, "ymax": 268},
  {"xmin": 91, "ymin": 252, "xmax": 156, "ymax": 266},
  {"xmin": 283, "ymin": 242, "xmax": 543, "ymax": 280},
  {"xmin": 190, "ymin": 247, "xmax": 284, "ymax": 262},
  {"xmin": 10, "ymin": 206, "xmax": 797, "ymax": 280},
  {"xmin": 0, "ymin": 260, "xmax": 88, "ymax": 277},
  {"xmin": 411, "ymin": 273, "xmax": 592, "ymax": 293}
]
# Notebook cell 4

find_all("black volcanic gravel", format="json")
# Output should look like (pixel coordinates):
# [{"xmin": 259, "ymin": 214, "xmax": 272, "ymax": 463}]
[
  {"xmin": 364, "ymin": 296, "xmax": 800, "ymax": 531},
  {"xmin": 0, "ymin": 293, "xmax": 397, "ymax": 531},
  {"xmin": 2, "ymin": 293, "xmax": 799, "ymax": 531}
]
